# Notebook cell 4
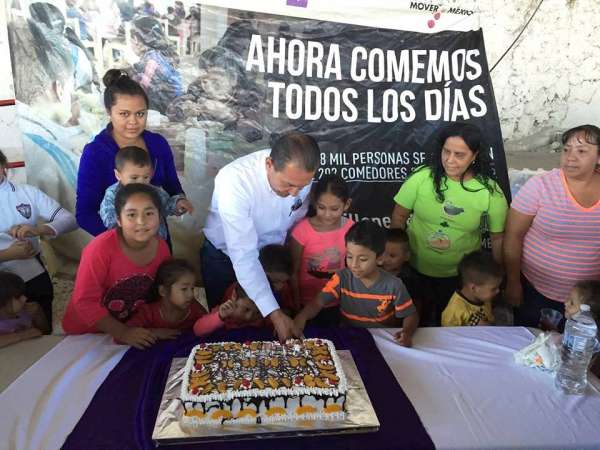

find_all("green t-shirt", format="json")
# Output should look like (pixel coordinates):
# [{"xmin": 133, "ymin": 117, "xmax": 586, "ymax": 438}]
[{"xmin": 393, "ymin": 167, "xmax": 508, "ymax": 277}]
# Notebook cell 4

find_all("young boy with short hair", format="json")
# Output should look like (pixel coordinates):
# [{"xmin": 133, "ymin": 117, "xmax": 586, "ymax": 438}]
[
  {"xmin": 381, "ymin": 228, "xmax": 410, "ymax": 275},
  {"xmin": 99, "ymin": 146, "xmax": 189, "ymax": 240},
  {"xmin": 441, "ymin": 251, "xmax": 503, "ymax": 327},
  {"xmin": 259, "ymin": 244, "xmax": 297, "ymax": 314},
  {"xmin": 294, "ymin": 221, "xmax": 419, "ymax": 347}
]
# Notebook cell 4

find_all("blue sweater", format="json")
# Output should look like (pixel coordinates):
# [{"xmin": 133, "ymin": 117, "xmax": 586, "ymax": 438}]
[{"xmin": 75, "ymin": 125, "xmax": 184, "ymax": 236}]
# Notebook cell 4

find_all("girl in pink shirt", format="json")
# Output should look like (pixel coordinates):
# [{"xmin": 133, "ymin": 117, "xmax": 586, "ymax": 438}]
[
  {"xmin": 62, "ymin": 184, "xmax": 171, "ymax": 349},
  {"xmin": 290, "ymin": 175, "xmax": 353, "ymax": 323},
  {"xmin": 126, "ymin": 259, "xmax": 208, "ymax": 333}
]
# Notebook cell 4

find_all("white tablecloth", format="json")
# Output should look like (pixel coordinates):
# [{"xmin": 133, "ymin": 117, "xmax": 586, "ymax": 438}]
[
  {"xmin": 0, "ymin": 335, "xmax": 127, "ymax": 450},
  {"xmin": 371, "ymin": 326, "xmax": 600, "ymax": 450},
  {"xmin": 1, "ymin": 327, "xmax": 600, "ymax": 450}
]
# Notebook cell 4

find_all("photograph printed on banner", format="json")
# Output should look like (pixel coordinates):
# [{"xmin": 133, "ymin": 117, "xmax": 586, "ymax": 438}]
[{"xmin": 5, "ymin": 0, "xmax": 508, "ymax": 259}]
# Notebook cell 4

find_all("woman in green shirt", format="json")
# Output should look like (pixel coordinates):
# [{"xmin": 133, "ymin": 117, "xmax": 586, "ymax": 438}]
[{"xmin": 390, "ymin": 123, "xmax": 508, "ymax": 326}]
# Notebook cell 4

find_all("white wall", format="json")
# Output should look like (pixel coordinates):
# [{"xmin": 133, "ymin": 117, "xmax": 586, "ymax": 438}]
[{"xmin": 480, "ymin": 0, "xmax": 600, "ymax": 149}]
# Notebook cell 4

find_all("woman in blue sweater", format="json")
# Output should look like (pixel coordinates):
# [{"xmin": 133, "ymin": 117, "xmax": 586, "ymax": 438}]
[{"xmin": 76, "ymin": 69, "xmax": 193, "ymax": 236}]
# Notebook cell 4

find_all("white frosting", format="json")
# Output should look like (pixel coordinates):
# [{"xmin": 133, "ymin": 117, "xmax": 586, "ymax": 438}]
[
  {"xmin": 180, "ymin": 339, "xmax": 347, "ymax": 404},
  {"xmin": 181, "ymin": 411, "xmax": 346, "ymax": 426}
]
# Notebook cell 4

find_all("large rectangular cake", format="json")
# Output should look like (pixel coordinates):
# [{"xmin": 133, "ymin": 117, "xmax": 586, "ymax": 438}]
[{"xmin": 180, "ymin": 339, "xmax": 347, "ymax": 425}]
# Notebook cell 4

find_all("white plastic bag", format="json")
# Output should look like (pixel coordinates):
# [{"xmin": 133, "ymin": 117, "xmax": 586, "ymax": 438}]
[{"xmin": 514, "ymin": 332, "xmax": 561, "ymax": 372}]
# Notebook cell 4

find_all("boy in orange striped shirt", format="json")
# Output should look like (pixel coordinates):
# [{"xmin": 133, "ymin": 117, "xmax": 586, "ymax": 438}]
[{"xmin": 294, "ymin": 221, "xmax": 419, "ymax": 347}]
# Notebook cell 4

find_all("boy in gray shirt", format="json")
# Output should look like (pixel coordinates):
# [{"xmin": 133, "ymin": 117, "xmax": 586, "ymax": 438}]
[{"xmin": 294, "ymin": 221, "xmax": 419, "ymax": 346}]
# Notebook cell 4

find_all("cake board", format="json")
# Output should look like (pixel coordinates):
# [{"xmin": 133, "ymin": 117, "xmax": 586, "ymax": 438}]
[{"xmin": 152, "ymin": 350, "xmax": 380, "ymax": 446}]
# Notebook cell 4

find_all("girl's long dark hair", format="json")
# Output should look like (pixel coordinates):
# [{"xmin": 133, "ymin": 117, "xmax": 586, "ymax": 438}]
[{"xmin": 419, "ymin": 122, "xmax": 500, "ymax": 202}]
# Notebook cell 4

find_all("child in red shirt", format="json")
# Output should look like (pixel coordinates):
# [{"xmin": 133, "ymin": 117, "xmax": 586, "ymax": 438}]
[
  {"xmin": 62, "ymin": 184, "xmax": 170, "ymax": 349},
  {"xmin": 126, "ymin": 259, "xmax": 207, "ymax": 335},
  {"xmin": 193, "ymin": 282, "xmax": 262, "ymax": 336}
]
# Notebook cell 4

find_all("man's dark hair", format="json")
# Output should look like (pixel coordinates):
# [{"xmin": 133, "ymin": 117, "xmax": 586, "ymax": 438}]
[
  {"xmin": 458, "ymin": 251, "xmax": 504, "ymax": 287},
  {"xmin": 345, "ymin": 221, "xmax": 386, "ymax": 256},
  {"xmin": 115, "ymin": 146, "xmax": 152, "ymax": 171},
  {"xmin": 270, "ymin": 131, "xmax": 320, "ymax": 172},
  {"xmin": 259, "ymin": 244, "xmax": 293, "ymax": 276}
]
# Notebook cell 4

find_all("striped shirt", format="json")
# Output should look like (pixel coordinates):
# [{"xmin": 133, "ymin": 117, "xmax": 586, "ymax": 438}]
[
  {"xmin": 512, "ymin": 169, "xmax": 600, "ymax": 301},
  {"xmin": 320, "ymin": 268, "xmax": 416, "ymax": 327}
]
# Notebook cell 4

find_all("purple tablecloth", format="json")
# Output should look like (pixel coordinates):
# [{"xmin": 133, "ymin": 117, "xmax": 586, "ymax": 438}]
[{"xmin": 62, "ymin": 327, "xmax": 434, "ymax": 449}]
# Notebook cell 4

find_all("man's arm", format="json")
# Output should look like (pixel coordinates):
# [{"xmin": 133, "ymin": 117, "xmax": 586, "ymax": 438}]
[{"xmin": 214, "ymin": 176, "xmax": 300, "ymax": 342}]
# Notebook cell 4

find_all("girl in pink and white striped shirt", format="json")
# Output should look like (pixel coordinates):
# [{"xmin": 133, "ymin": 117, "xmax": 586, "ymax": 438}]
[{"xmin": 504, "ymin": 125, "xmax": 600, "ymax": 327}]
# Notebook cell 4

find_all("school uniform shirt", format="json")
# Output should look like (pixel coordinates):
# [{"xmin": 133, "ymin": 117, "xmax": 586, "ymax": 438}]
[
  {"xmin": 203, "ymin": 149, "xmax": 311, "ymax": 317},
  {"xmin": 125, "ymin": 300, "xmax": 207, "ymax": 329},
  {"xmin": 62, "ymin": 229, "xmax": 171, "ymax": 334},
  {"xmin": 0, "ymin": 178, "xmax": 77, "ymax": 281},
  {"xmin": 441, "ymin": 291, "xmax": 494, "ymax": 327},
  {"xmin": 320, "ymin": 268, "xmax": 416, "ymax": 327}
]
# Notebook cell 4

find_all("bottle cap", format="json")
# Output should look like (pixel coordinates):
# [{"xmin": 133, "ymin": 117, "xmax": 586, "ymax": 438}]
[{"xmin": 580, "ymin": 304, "xmax": 591, "ymax": 312}]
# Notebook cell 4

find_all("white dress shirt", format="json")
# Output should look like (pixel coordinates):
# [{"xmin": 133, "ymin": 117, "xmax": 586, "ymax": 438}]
[
  {"xmin": 0, "ymin": 177, "xmax": 78, "ymax": 281},
  {"xmin": 204, "ymin": 149, "xmax": 311, "ymax": 316}
]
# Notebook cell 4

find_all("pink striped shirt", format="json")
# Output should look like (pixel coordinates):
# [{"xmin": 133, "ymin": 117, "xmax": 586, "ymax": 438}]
[{"xmin": 512, "ymin": 169, "xmax": 600, "ymax": 302}]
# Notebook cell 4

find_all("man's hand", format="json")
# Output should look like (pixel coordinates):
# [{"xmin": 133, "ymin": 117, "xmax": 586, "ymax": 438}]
[
  {"xmin": 394, "ymin": 329, "xmax": 413, "ymax": 347},
  {"xmin": 293, "ymin": 314, "xmax": 308, "ymax": 335},
  {"xmin": 117, "ymin": 327, "xmax": 157, "ymax": 349},
  {"xmin": 269, "ymin": 309, "xmax": 302, "ymax": 343}
]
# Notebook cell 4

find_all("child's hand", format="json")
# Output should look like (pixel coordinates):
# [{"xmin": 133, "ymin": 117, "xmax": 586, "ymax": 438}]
[
  {"xmin": 218, "ymin": 299, "xmax": 235, "ymax": 321},
  {"xmin": 175, "ymin": 198, "xmax": 194, "ymax": 215},
  {"xmin": 394, "ymin": 329, "xmax": 413, "ymax": 347},
  {"xmin": 4, "ymin": 240, "xmax": 36, "ymax": 260},
  {"xmin": 19, "ymin": 327, "xmax": 43, "ymax": 341},
  {"xmin": 118, "ymin": 327, "xmax": 157, "ymax": 349},
  {"xmin": 151, "ymin": 328, "xmax": 180, "ymax": 340},
  {"xmin": 9, "ymin": 224, "xmax": 40, "ymax": 240},
  {"xmin": 539, "ymin": 318, "xmax": 559, "ymax": 332}
]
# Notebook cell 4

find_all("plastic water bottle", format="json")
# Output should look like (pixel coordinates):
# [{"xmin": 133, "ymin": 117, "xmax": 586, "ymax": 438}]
[{"xmin": 555, "ymin": 305, "xmax": 598, "ymax": 395}]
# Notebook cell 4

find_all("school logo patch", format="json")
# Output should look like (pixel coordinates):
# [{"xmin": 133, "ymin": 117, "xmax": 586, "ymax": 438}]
[{"xmin": 16, "ymin": 203, "xmax": 31, "ymax": 219}]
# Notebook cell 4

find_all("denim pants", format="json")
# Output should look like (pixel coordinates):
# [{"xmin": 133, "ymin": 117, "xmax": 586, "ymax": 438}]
[{"xmin": 200, "ymin": 239, "xmax": 236, "ymax": 309}]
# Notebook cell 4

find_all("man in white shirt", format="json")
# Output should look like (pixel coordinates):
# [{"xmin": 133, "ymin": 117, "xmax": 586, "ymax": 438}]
[{"xmin": 202, "ymin": 132, "xmax": 320, "ymax": 342}]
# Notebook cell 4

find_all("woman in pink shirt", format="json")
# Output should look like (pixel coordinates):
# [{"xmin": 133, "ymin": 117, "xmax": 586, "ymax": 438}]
[
  {"xmin": 62, "ymin": 184, "xmax": 171, "ymax": 348},
  {"xmin": 503, "ymin": 125, "xmax": 600, "ymax": 327}
]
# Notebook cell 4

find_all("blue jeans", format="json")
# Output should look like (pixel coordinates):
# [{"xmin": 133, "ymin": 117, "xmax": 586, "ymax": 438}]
[
  {"xmin": 514, "ymin": 275, "xmax": 564, "ymax": 328},
  {"xmin": 200, "ymin": 239, "xmax": 236, "ymax": 309}
]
